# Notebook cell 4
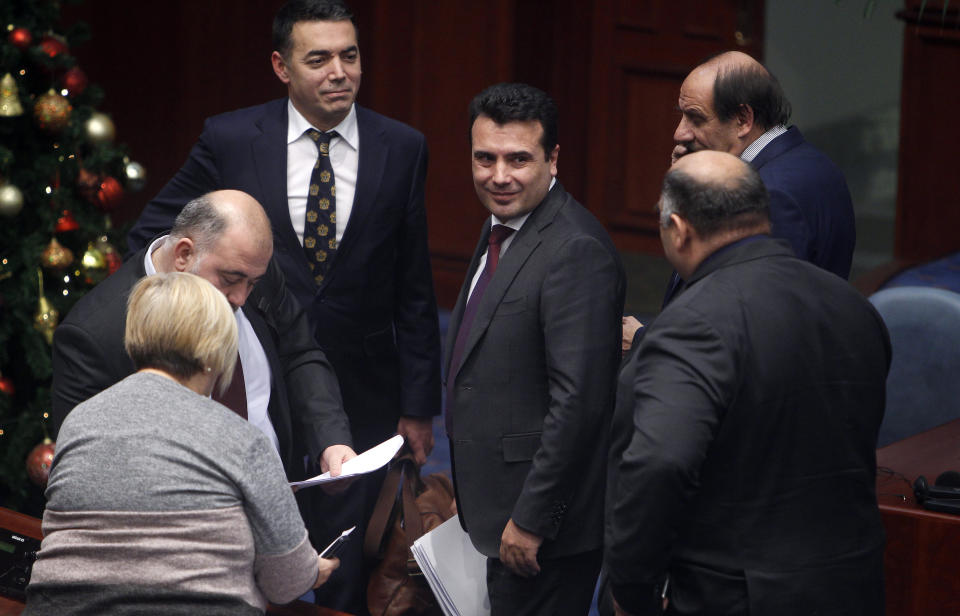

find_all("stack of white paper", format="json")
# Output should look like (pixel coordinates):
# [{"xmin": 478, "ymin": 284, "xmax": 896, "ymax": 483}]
[{"xmin": 411, "ymin": 517, "xmax": 490, "ymax": 616}]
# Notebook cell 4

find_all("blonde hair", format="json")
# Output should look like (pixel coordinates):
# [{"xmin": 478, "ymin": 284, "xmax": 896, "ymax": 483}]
[{"xmin": 125, "ymin": 272, "xmax": 238, "ymax": 394}]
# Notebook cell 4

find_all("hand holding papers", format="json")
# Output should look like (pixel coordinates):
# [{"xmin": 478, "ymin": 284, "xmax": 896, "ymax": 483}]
[{"xmin": 291, "ymin": 434, "xmax": 404, "ymax": 489}]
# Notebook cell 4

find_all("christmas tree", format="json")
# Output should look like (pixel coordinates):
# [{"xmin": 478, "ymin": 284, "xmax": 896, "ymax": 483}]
[{"xmin": 0, "ymin": 0, "xmax": 145, "ymax": 513}]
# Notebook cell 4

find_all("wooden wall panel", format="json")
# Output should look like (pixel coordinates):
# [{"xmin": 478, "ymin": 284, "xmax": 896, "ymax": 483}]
[
  {"xmin": 587, "ymin": 0, "xmax": 764, "ymax": 254},
  {"xmin": 60, "ymin": 1, "xmax": 288, "ymax": 226},
  {"xmin": 357, "ymin": 1, "xmax": 517, "ymax": 307},
  {"xmin": 894, "ymin": 4, "xmax": 960, "ymax": 261}
]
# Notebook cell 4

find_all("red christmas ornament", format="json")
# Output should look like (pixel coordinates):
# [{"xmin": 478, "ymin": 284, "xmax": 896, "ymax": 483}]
[
  {"xmin": 62, "ymin": 66, "xmax": 88, "ymax": 96},
  {"xmin": 0, "ymin": 373, "xmax": 14, "ymax": 396},
  {"xmin": 39, "ymin": 35, "xmax": 68, "ymax": 59},
  {"xmin": 95, "ymin": 176, "xmax": 124, "ymax": 211},
  {"xmin": 104, "ymin": 249, "xmax": 122, "ymax": 275},
  {"xmin": 26, "ymin": 438, "xmax": 56, "ymax": 487},
  {"xmin": 8, "ymin": 28, "xmax": 32, "ymax": 50},
  {"xmin": 55, "ymin": 209, "xmax": 80, "ymax": 232},
  {"xmin": 95, "ymin": 235, "xmax": 122, "ymax": 276}
]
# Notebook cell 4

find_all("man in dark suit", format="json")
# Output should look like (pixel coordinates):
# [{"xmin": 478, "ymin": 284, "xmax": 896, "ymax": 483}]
[
  {"xmin": 445, "ymin": 83, "xmax": 625, "ymax": 616},
  {"xmin": 52, "ymin": 189, "xmax": 354, "ymax": 480},
  {"xmin": 125, "ymin": 2, "xmax": 441, "ymax": 610},
  {"xmin": 606, "ymin": 151, "xmax": 889, "ymax": 616},
  {"xmin": 622, "ymin": 50, "xmax": 857, "ymax": 356},
  {"xmin": 672, "ymin": 50, "xmax": 855, "ymax": 280}
]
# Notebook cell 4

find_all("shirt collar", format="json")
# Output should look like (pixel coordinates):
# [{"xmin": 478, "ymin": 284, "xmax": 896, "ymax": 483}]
[
  {"xmin": 287, "ymin": 100, "xmax": 359, "ymax": 150},
  {"xmin": 740, "ymin": 125, "xmax": 788, "ymax": 163},
  {"xmin": 489, "ymin": 178, "xmax": 557, "ymax": 232},
  {"xmin": 143, "ymin": 235, "xmax": 168, "ymax": 276}
]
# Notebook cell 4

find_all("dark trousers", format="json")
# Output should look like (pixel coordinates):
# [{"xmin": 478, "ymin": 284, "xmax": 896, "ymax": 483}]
[
  {"xmin": 486, "ymin": 548, "xmax": 602, "ymax": 616},
  {"xmin": 309, "ymin": 466, "xmax": 386, "ymax": 616},
  {"xmin": 310, "ymin": 345, "xmax": 402, "ymax": 615}
]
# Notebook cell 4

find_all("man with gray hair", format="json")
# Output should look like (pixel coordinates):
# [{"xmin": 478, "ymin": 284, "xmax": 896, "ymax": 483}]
[
  {"xmin": 52, "ymin": 189, "xmax": 355, "ymax": 483},
  {"xmin": 605, "ymin": 151, "xmax": 889, "ymax": 616}
]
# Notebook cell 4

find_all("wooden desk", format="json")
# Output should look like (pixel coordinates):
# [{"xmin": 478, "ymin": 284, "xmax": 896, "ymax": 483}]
[
  {"xmin": 876, "ymin": 419, "xmax": 960, "ymax": 616},
  {"xmin": 0, "ymin": 507, "xmax": 351, "ymax": 616}
]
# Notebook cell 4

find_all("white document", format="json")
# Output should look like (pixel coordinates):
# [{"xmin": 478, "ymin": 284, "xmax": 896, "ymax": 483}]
[
  {"xmin": 290, "ymin": 434, "xmax": 404, "ymax": 488},
  {"xmin": 411, "ymin": 517, "xmax": 490, "ymax": 616}
]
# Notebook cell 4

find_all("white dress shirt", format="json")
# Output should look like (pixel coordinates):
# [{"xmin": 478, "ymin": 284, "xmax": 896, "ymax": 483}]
[
  {"xmin": 741, "ymin": 125, "xmax": 788, "ymax": 163},
  {"xmin": 286, "ymin": 101, "xmax": 359, "ymax": 246},
  {"xmin": 145, "ymin": 237, "xmax": 280, "ymax": 453}
]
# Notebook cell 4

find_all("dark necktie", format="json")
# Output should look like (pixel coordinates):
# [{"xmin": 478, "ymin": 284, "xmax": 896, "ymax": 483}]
[
  {"xmin": 444, "ymin": 224, "xmax": 515, "ymax": 436},
  {"xmin": 212, "ymin": 353, "xmax": 247, "ymax": 420},
  {"xmin": 303, "ymin": 129, "xmax": 338, "ymax": 286}
]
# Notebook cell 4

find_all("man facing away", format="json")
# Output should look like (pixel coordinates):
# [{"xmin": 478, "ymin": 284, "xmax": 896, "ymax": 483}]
[
  {"xmin": 125, "ymin": 2, "xmax": 441, "ymax": 611},
  {"xmin": 445, "ymin": 82, "xmax": 625, "ymax": 616},
  {"xmin": 606, "ymin": 151, "xmax": 889, "ymax": 616},
  {"xmin": 53, "ymin": 189, "xmax": 355, "ymax": 484}
]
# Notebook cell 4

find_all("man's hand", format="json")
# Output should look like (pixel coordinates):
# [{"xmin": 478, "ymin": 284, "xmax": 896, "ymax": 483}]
[
  {"xmin": 622, "ymin": 316, "xmax": 644, "ymax": 353},
  {"xmin": 499, "ymin": 518, "xmax": 543, "ymax": 578},
  {"xmin": 397, "ymin": 416, "xmax": 434, "ymax": 466},
  {"xmin": 320, "ymin": 444, "xmax": 357, "ymax": 476},
  {"xmin": 319, "ymin": 444, "xmax": 357, "ymax": 495},
  {"xmin": 314, "ymin": 555, "xmax": 340, "ymax": 588},
  {"xmin": 670, "ymin": 144, "xmax": 689, "ymax": 166}
]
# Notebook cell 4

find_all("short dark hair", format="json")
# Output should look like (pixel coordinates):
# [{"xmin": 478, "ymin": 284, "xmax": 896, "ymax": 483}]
[
  {"xmin": 660, "ymin": 162, "xmax": 770, "ymax": 239},
  {"xmin": 170, "ymin": 194, "xmax": 228, "ymax": 254},
  {"xmin": 273, "ymin": 0, "xmax": 356, "ymax": 59},
  {"xmin": 713, "ymin": 62, "xmax": 791, "ymax": 130},
  {"xmin": 468, "ymin": 83, "xmax": 558, "ymax": 159}
]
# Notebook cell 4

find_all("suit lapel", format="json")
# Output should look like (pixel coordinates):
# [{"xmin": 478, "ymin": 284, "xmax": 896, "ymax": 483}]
[
  {"xmin": 328, "ymin": 106, "xmax": 386, "ymax": 286},
  {"xmin": 241, "ymin": 304, "xmax": 292, "ymax": 463},
  {"xmin": 448, "ymin": 185, "xmax": 565, "ymax": 384},
  {"xmin": 252, "ymin": 103, "xmax": 298, "ymax": 250},
  {"xmin": 443, "ymin": 230, "xmax": 489, "ymax": 376}
]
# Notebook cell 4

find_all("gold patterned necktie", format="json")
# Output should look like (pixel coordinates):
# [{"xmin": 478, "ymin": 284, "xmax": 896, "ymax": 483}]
[{"xmin": 303, "ymin": 128, "xmax": 338, "ymax": 285}]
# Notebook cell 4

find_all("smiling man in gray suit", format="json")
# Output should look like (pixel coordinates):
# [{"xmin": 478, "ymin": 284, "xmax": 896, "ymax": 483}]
[{"xmin": 444, "ymin": 83, "xmax": 625, "ymax": 616}]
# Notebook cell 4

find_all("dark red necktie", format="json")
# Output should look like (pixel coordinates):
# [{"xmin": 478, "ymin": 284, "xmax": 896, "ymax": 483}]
[
  {"xmin": 444, "ymin": 224, "xmax": 515, "ymax": 436},
  {"xmin": 213, "ymin": 353, "xmax": 247, "ymax": 420}
]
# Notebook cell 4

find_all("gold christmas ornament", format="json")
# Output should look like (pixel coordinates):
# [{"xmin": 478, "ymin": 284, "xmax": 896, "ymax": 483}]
[
  {"xmin": 33, "ymin": 89, "xmax": 72, "ymax": 133},
  {"xmin": 84, "ymin": 111, "xmax": 116, "ymax": 144},
  {"xmin": 81, "ymin": 241, "xmax": 107, "ymax": 284},
  {"xmin": 41, "ymin": 237, "xmax": 74, "ymax": 270},
  {"xmin": 0, "ymin": 73, "xmax": 23, "ymax": 117},
  {"xmin": 0, "ymin": 182, "xmax": 24, "ymax": 217},
  {"xmin": 34, "ymin": 269, "xmax": 59, "ymax": 345}
]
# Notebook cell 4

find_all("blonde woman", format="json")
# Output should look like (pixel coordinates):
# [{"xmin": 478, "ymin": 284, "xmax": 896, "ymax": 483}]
[{"xmin": 26, "ymin": 272, "xmax": 337, "ymax": 615}]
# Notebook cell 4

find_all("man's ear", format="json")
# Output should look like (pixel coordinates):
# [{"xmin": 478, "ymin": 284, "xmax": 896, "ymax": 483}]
[
  {"xmin": 670, "ymin": 213, "xmax": 692, "ymax": 250},
  {"xmin": 271, "ymin": 51, "xmax": 291, "ymax": 84},
  {"xmin": 735, "ymin": 104, "xmax": 755, "ymax": 138},
  {"xmin": 171, "ymin": 238, "xmax": 196, "ymax": 273}
]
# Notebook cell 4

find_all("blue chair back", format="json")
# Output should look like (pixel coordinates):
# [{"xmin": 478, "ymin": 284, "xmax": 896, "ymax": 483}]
[{"xmin": 869, "ymin": 286, "xmax": 960, "ymax": 447}]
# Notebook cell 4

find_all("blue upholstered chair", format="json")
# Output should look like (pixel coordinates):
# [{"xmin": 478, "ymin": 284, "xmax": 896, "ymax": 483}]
[{"xmin": 869, "ymin": 286, "xmax": 960, "ymax": 447}]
